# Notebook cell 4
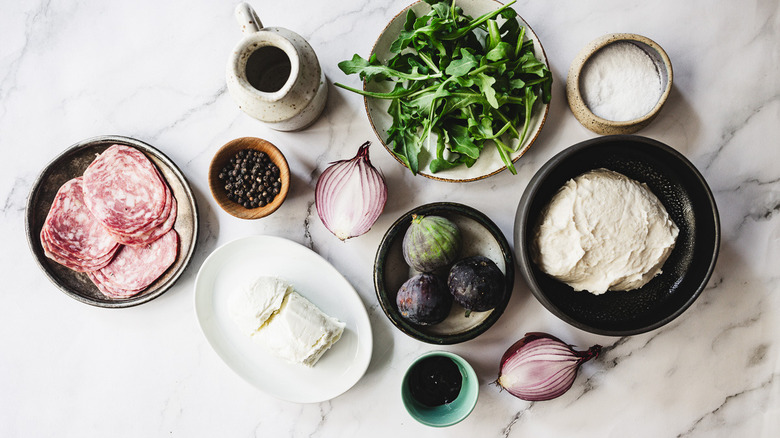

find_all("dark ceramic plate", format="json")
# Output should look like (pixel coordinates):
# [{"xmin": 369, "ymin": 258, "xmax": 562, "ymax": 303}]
[
  {"xmin": 374, "ymin": 202, "xmax": 514, "ymax": 344},
  {"xmin": 26, "ymin": 136, "xmax": 199, "ymax": 308},
  {"xmin": 514, "ymin": 135, "xmax": 720, "ymax": 335}
]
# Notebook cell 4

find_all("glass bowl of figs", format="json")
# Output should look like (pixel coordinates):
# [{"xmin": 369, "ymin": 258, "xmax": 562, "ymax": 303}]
[{"xmin": 374, "ymin": 202, "xmax": 514, "ymax": 344}]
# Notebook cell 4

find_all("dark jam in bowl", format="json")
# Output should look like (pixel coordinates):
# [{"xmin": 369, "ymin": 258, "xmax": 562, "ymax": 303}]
[{"xmin": 407, "ymin": 355, "xmax": 463, "ymax": 407}]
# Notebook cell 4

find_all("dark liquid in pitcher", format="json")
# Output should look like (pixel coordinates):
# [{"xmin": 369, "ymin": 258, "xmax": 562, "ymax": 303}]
[{"xmin": 245, "ymin": 46, "xmax": 292, "ymax": 93}]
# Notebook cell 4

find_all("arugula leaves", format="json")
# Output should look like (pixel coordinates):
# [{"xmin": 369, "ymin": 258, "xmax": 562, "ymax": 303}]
[{"xmin": 336, "ymin": 0, "xmax": 552, "ymax": 175}]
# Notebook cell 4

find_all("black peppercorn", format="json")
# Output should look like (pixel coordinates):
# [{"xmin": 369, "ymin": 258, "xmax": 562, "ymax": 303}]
[{"xmin": 219, "ymin": 148, "xmax": 283, "ymax": 209}]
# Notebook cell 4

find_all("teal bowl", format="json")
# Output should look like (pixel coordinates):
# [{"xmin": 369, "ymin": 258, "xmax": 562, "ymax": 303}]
[{"xmin": 401, "ymin": 351, "xmax": 479, "ymax": 427}]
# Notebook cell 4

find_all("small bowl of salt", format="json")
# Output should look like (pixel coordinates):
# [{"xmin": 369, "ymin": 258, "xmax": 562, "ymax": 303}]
[{"xmin": 566, "ymin": 33, "xmax": 673, "ymax": 135}]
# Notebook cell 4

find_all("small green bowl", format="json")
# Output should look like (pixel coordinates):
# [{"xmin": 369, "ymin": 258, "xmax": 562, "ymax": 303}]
[{"xmin": 401, "ymin": 351, "xmax": 479, "ymax": 427}]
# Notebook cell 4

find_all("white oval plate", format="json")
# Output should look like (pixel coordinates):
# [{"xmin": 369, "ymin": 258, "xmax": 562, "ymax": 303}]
[
  {"xmin": 364, "ymin": 0, "xmax": 550, "ymax": 182},
  {"xmin": 194, "ymin": 235, "xmax": 373, "ymax": 403}
]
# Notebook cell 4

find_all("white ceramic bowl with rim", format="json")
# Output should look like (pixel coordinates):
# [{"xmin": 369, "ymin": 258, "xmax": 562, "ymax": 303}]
[{"xmin": 363, "ymin": 0, "xmax": 550, "ymax": 182}]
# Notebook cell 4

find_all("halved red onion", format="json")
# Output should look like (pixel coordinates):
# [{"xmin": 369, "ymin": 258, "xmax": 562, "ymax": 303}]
[
  {"xmin": 315, "ymin": 141, "xmax": 388, "ymax": 240},
  {"xmin": 497, "ymin": 332, "xmax": 601, "ymax": 401}
]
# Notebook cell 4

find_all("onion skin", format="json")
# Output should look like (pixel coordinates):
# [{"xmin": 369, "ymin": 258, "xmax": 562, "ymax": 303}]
[
  {"xmin": 315, "ymin": 141, "xmax": 388, "ymax": 240},
  {"xmin": 496, "ymin": 332, "xmax": 601, "ymax": 401}
]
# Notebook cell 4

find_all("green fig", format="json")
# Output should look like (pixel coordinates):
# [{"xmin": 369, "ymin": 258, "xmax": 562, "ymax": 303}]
[{"xmin": 402, "ymin": 215, "xmax": 461, "ymax": 273}]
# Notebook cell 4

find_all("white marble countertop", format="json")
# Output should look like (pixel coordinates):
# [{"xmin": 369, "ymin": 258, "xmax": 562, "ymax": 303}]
[{"xmin": 2, "ymin": 0, "xmax": 778, "ymax": 436}]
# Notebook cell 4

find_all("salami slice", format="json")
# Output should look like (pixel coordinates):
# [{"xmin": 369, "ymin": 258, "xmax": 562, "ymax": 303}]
[
  {"xmin": 42, "ymin": 240, "xmax": 99, "ymax": 271},
  {"xmin": 89, "ymin": 229, "xmax": 179, "ymax": 298},
  {"xmin": 86, "ymin": 271, "xmax": 137, "ymax": 299},
  {"xmin": 83, "ymin": 145, "xmax": 169, "ymax": 234},
  {"xmin": 41, "ymin": 235, "xmax": 117, "ymax": 271},
  {"xmin": 109, "ymin": 193, "xmax": 178, "ymax": 246},
  {"xmin": 40, "ymin": 177, "xmax": 120, "ymax": 271}
]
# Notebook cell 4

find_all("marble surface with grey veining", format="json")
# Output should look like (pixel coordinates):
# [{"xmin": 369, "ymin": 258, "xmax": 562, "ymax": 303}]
[{"xmin": 1, "ymin": 0, "xmax": 778, "ymax": 436}]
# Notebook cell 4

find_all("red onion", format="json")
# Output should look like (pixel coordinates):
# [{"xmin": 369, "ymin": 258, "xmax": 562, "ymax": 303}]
[
  {"xmin": 496, "ymin": 332, "xmax": 601, "ymax": 401},
  {"xmin": 315, "ymin": 141, "xmax": 388, "ymax": 240}
]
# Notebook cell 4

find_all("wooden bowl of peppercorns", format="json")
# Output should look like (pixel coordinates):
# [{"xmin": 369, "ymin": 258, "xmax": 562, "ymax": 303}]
[{"xmin": 208, "ymin": 137, "xmax": 290, "ymax": 219}]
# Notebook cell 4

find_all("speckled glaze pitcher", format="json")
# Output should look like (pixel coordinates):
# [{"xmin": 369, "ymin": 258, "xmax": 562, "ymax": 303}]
[{"xmin": 226, "ymin": 3, "xmax": 328, "ymax": 131}]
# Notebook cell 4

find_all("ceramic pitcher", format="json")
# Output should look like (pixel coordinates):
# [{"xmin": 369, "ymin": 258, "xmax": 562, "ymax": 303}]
[{"xmin": 226, "ymin": 3, "xmax": 328, "ymax": 131}]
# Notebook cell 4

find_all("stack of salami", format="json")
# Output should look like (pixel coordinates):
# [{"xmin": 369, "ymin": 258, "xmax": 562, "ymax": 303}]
[{"xmin": 40, "ymin": 145, "xmax": 179, "ymax": 299}]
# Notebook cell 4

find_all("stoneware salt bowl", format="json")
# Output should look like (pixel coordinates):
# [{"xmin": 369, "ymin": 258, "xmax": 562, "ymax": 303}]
[
  {"xmin": 208, "ymin": 137, "xmax": 290, "ymax": 219},
  {"xmin": 374, "ymin": 202, "xmax": 514, "ymax": 344},
  {"xmin": 226, "ymin": 3, "xmax": 328, "ymax": 131},
  {"xmin": 401, "ymin": 351, "xmax": 479, "ymax": 427},
  {"xmin": 566, "ymin": 33, "xmax": 673, "ymax": 135},
  {"xmin": 514, "ymin": 135, "xmax": 720, "ymax": 336}
]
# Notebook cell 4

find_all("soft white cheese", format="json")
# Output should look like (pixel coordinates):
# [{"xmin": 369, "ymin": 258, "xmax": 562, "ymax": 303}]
[
  {"xmin": 228, "ymin": 276, "xmax": 291, "ymax": 336},
  {"xmin": 229, "ymin": 276, "xmax": 345, "ymax": 367},
  {"xmin": 253, "ymin": 291, "xmax": 345, "ymax": 367},
  {"xmin": 532, "ymin": 168, "xmax": 679, "ymax": 294}
]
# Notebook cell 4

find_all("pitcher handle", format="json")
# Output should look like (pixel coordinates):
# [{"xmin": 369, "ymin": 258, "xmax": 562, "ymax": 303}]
[{"xmin": 235, "ymin": 3, "xmax": 263, "ymax": 34}]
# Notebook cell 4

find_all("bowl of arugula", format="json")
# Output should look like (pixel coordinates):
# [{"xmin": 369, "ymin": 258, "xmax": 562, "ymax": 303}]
[{"xmin": 336, "ymin": 0, "xmax": 551, "ymax": 182}]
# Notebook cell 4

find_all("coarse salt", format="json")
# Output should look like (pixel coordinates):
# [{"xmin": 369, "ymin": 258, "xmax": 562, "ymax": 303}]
[{"xmin": 580, "ymin": 41, "xmax": 662, "ymax": 122}]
